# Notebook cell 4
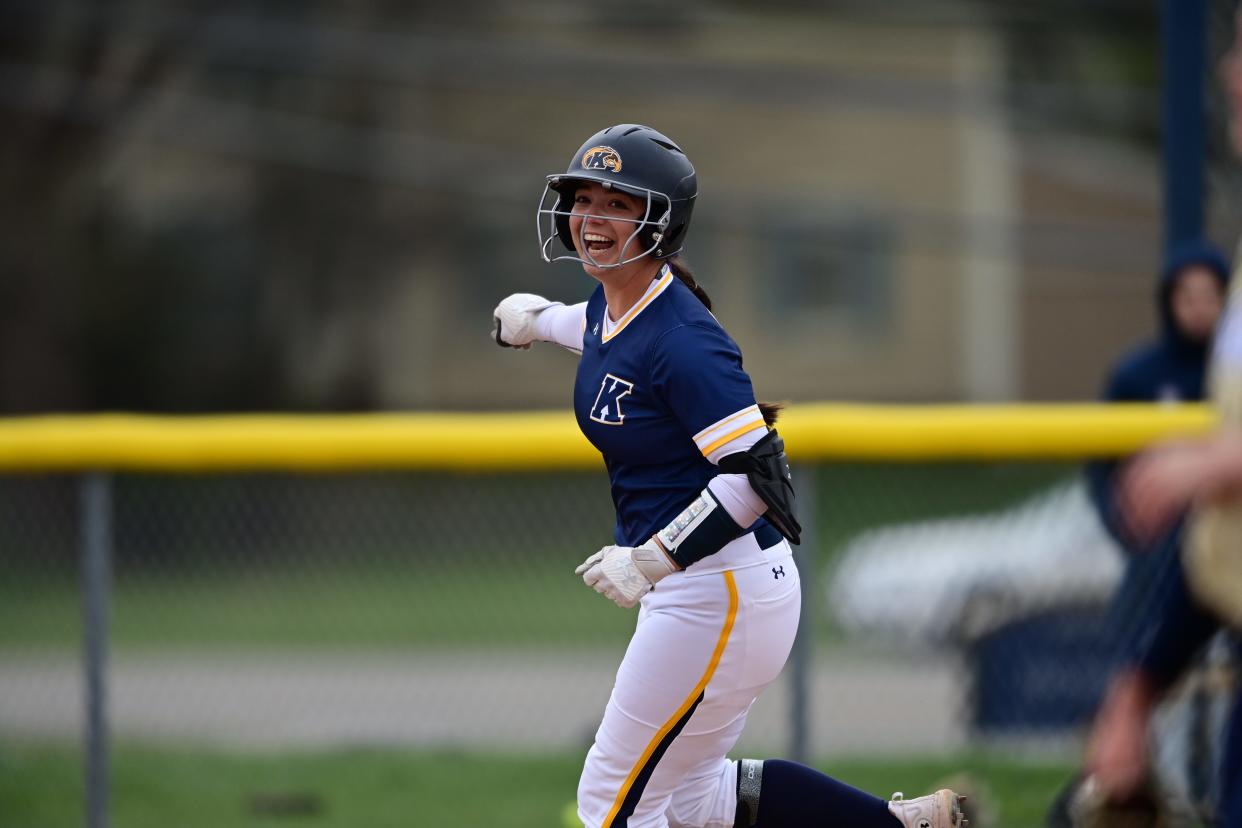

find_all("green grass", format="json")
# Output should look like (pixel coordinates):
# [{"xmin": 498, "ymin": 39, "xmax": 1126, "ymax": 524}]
[
  {"xmin": 0, "ymin": 464, "xmax": 1076, "ymax": 654},
  {"xmin": 0, "ymin": 743, "xmax": 1075, "ymax": 828},
  {"xmin": 0, "ymin": 561, "xmax": 638, "ymax": 653}
]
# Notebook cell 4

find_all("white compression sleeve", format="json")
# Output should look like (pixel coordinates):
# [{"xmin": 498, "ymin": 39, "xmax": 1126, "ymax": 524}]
[
  {"xmin": 535, "ymin": 302, "xmax": 587, "ymax": 354},
  {"xmin": 707, "ymin": 474, "xmax": 767, "ymax": 528}
]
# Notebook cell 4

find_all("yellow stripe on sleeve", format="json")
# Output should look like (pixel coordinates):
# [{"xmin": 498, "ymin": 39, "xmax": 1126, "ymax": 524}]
[
  {"xmin": 700, "ymin": 421, "xmax": 767, "ymax": 460},
  {"xmin": 692, "ymin": 405, "xmax": 760, "ymax": 443}
]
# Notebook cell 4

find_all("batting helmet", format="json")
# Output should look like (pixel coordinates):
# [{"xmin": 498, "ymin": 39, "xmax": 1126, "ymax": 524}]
[{"xmin": 537, "ymin": 124, "xmax": 697, "ymax": 267}]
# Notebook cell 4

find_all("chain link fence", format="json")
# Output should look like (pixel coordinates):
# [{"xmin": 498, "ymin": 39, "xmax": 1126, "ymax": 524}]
[
  {"xmin": 3, "ymin": 449, "xmax": 1237, "ymax": 826},
  {"xmin": 0, "ymin": 460, "xmax": 1196, "ymax": 750}
]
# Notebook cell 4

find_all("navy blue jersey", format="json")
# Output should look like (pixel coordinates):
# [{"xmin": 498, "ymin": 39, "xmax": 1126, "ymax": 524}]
[{"xmin": 574, "ymin": 266, "xmax": 768, "ymax": 547}]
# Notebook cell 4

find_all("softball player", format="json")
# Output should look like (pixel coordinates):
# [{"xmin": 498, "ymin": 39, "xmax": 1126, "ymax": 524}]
[{"xmin": 493, "ymin": 124, "xmax": 963, "ymax": 828}]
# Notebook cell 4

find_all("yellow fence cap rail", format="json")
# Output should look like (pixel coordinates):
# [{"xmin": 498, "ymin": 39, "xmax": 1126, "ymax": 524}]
[
  {"xmin": 779, "ymin": 402, "xmax": 1216, "ymax": 461},
  {"xmin": 0, "ymin": 412, "xmax": 599, "ymax": 473},
  {"xmin": 0, "ymin": 403, "xmax": 1219, "ymax": 473}
]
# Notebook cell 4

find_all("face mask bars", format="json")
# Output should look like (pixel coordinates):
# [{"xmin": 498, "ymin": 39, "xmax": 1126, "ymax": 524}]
[{"xmin": 537, "ymin": 179, "xmax": 672, "ymax": 268}]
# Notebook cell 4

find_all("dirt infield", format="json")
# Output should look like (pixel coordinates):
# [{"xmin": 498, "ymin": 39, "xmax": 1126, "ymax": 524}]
[{"xmin": 0, "ymin": 651, "xmax": 963, "ymax": 756}]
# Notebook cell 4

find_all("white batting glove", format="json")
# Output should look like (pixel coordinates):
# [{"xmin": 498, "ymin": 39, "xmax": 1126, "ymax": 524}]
[
  {"xmin": 574, "ymin": 540, "xmax": 679, "ymax": 608},
  {"xmin": 492, "ymin": 293, "xmax": 558, "ymax": 349}
]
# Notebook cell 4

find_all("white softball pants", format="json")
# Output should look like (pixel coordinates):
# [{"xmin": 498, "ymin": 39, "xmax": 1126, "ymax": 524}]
[{"xmin": 577, "ymin": 537, "xmax": 800, "ymax": 828}]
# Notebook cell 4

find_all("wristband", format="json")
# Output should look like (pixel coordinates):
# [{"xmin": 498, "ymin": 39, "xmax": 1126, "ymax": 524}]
[{"xmin": 657, "ymin": 488, "xmax": 746, "ymax": 569}]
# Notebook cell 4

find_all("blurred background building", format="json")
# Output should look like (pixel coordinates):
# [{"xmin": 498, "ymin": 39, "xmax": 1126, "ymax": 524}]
[{"xmin": 4, "ymin": 0, "xmax": 1239, "ymax": 414}]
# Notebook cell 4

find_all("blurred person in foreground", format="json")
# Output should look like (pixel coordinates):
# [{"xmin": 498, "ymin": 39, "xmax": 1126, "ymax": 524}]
[
  {"xmin": 1083, "ymin": 10, "xmax": 1242, "ymax": 824},
  {"xmin": 1057, "ymin": 243, "xmax": 1229, "ymax": 824}
]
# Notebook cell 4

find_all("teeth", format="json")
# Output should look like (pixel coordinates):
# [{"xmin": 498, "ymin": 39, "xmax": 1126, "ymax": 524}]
[{"xmin": 583, "ymin": 233, "xmax": 612, "ymax": 243}]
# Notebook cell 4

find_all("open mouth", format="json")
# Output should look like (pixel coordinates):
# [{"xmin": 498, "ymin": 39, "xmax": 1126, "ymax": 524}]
[{"xmin": 582, "ymin": 232, "xmax": 615, "ymax": 255}]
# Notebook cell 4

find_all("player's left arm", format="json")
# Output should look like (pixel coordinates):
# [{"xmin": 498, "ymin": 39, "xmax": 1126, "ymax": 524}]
[{"xmin": 653, "ymin": 322, "xmax": 799, "ymax": 547}]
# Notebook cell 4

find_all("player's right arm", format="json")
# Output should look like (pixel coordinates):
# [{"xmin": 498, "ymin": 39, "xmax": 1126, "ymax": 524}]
[
  {"xmin": 1117, "ymin": 431, "xmax": 1242, "ymax": 542},
  {"xmin": 492, "ymin": 294, "xmax": 586, "ymax": 354}
]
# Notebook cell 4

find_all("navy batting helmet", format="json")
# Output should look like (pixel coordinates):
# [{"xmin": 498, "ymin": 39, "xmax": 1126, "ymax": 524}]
[{"xmin": 537, "ymin": 124, "xmax": 697, "ymax": 267}]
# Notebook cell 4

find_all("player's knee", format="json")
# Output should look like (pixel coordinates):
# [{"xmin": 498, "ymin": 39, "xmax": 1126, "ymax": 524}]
[
  {"xmin": 667, "ymin": 758, "xmax": 764, "ymax": 828},
  {"xmin": 667, "ymin": 797, "xmax": 730, "ymax": 828},
  {"xmin": 664, "ymin": 759, "xmax": 750, "ymax": 828}
]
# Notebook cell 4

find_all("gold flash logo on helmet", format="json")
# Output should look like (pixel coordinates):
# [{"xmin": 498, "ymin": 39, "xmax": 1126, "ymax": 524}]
[{"xmin": 581, "ymin": 146, "xmax": 622, "ymax": 173}]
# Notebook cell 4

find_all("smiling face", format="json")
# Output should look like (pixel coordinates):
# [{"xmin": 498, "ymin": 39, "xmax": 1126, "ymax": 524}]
[{"xmin": 567, "ymin": 182, "xmax": 652, "ymax": 277}]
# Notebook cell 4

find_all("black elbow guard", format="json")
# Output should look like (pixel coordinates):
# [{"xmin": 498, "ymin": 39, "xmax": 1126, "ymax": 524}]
[{"xmin": 718, "ymin": 429, "xmax": 802, "ymax": 545}]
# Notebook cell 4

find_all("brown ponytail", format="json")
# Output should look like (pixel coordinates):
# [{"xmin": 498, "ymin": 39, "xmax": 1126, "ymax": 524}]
[
  {"xmin": 666, "ymin": 255, "xmax": 783, "ymax": 427},
  {"xmin": 757, "ymin": 402, "xmax": 783, "ymax": 426},
  {"xmin": 666, "ymin": 255, "xmax": 712, "ymax": 311}
]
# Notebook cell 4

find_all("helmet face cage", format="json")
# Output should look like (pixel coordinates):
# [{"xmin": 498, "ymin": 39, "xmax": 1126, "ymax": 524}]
[{"xmin": 536, "ymin": 178, "xmax": 674, "ymax": 269}]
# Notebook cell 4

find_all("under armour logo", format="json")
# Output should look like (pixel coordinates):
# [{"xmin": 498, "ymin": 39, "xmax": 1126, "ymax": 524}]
[
  {"xmin": 772, "ymin": 566, "xmax": 785, "ymax": 580},
  {"xmin": 918, "ymin": 820, "xmax": 931, "ymax": 828},
  {"xmin": 589, "ymin": 373, "xmax": 634, "ymax": 426}
]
